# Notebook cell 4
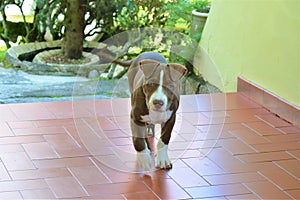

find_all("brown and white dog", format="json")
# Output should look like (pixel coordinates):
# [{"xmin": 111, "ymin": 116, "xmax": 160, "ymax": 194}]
[{"xmin": 115, "ymin": 52, "xmax": 187, "ymax": 170}]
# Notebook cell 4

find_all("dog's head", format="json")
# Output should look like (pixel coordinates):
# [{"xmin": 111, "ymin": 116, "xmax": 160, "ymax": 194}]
[{"xmin": 139, "ymin": 59, "xmax": 187, "ymax": 112}]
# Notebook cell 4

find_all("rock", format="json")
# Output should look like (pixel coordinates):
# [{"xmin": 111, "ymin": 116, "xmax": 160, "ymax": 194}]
[
  {"xmin": 180, "ymin": 75, "xmax": 221, "ymax": 94},
  {"xmin": 180, "ymin": 76, "xmax": 201, "ymax": 94},
  {"xmin": 88, "ymin": 70, "xmax": 99, "ymax": 79},
  {"xmin": 199, "ymin": 82, "xmax": 221, "ymax": 94}
]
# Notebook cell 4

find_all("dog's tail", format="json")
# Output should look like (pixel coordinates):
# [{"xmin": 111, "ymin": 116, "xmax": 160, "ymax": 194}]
[
  {"xmin": 99, "ymin": 52, "xmax": 132, "ymax": 67},
  {"xmin": 113, "ymin": 59, "xmax": 132, "ymax": 67}
]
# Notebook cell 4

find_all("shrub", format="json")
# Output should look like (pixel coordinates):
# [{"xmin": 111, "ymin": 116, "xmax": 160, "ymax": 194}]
[{"xmin": 163, "ymin": 0, "xmax": 211, "ymax": 35}]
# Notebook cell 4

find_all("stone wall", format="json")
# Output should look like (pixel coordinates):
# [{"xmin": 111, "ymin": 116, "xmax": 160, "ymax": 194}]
[{"xmin": 5, "ymin": 40, "xmax": 108, "ymax": 76}]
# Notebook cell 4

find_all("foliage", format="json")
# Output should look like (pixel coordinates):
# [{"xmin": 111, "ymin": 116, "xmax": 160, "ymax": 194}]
[
  {"xmin": 0, "ymin": 0, "xmax": 30, "ymax": 47},
  {"xmin": 33, "ymin": 0, "xmax": 119, "ymax": 41},
  {"xmin": 33, "ymin": 0, "xmax": 67, "ymax": 41},
  {"xmin": 163, "ymin": 0, "xmax": 211, "ymax": 35},
  {"xmin": 0, "ymin": 46, "xmax": 6, "ymax": 62},
  {"xmin": 115, "ymin": 0, "xmax": 168, "ymax": 31},
  {"xmin": 0, "ymin": 0, "xmax": 211, "ymax": 45},
  {"xmin": 84, "ymin": 0, "xmax": 118, "ymax": 39},
  {"xmin": 0, "ymin": 0, "xmax": 211, "ymax": 72},
  {"xmin": 1, "ymin": 0, "xmax": 171, "ymax": 44}
]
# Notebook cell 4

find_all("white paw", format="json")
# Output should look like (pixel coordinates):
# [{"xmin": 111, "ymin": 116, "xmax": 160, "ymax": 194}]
[
  {"xmin": 155, "ymin": 141, "xmax": 172, "ymax": 169},
  {"xmin": 137, "ymin": 149, "xmax": 152, "ymax": 171}
]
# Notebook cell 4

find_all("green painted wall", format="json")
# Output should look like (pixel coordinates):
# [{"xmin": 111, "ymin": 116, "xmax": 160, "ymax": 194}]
[{"xmin": 194, "ymin": 0, "xmax": 300, "ymax": 107}]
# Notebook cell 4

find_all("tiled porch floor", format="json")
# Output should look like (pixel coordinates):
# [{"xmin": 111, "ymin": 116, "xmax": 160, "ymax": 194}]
[{"xmin": 0, "ymin": 93, "xmax": 299, "ymax": 199}]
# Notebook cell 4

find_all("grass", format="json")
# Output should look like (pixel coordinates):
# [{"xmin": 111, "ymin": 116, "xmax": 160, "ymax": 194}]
[{"xmin": 0, "ymin": 46, "xmax": 7, "ymax": 62}]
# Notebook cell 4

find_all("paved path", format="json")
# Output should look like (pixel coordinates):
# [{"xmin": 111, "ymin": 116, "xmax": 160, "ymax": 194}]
[{"xmin": 0, "ymin": 66, "xmax": 129, "ymax": 104}]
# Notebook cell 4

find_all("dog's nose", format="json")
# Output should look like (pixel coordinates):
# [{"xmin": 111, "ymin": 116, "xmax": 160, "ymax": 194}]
[{"xmin": 153, "ymin": 99, "xmax": 164, "ymax": 109}]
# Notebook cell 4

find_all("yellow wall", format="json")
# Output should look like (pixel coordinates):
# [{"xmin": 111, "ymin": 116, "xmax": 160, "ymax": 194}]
[{"xmin": 194, "ymin": 0, "xmax": 300, "ymax": 107}]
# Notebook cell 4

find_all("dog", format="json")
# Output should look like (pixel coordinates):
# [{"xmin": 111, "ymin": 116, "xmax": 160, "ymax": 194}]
[{"xmin": 113, "ymin": 52, "xmax": 187, "ymax": 170}]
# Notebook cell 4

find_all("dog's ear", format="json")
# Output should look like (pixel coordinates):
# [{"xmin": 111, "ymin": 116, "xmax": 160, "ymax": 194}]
[
  {"xmin": 139, "ymin": 59, "xmax": 160, "ymax": 79},
  {"xmin": 168, "ymin": 63, "xmax": 187, "ymax": 81}
]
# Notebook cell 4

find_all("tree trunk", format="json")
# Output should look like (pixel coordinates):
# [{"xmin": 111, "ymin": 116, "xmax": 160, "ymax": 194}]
[
  {"xmin": 0, "ymin": 7, "xmax": 11, "ymax": 48},
  {"xmin": 64, "ymin": 0, "xmax": 86, "ymax": 59}
]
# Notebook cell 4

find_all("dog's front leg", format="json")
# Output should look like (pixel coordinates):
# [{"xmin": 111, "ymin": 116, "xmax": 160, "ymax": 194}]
[
  {"xmin": 155, "ymin": 113, "xmax": 175, "ymax": 169},
  {"xmin": 131, "ymin": 120, "xmax": 152, "ymax": 171}
]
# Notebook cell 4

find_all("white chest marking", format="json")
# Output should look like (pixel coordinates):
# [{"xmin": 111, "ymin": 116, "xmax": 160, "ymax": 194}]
[{"xmin": 141, "ymin": 110, "xmax": 173, "ymax": 124}]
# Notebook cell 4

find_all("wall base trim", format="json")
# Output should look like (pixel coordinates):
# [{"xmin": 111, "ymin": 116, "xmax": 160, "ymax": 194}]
[{"xmin": 237, "ymin": 76, "xmax": 300, "ymax": 128}]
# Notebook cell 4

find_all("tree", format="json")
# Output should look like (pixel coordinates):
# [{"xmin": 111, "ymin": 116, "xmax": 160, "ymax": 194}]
[
  {"xmin": 0, "ymin": 0, "xmax": 175, "ymax": 60},
  {"xmin": 63, "ymin": 0, "xmax": 87, "ymax": 59}
]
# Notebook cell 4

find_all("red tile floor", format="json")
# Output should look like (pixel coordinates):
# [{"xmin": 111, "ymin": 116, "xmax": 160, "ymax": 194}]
[{"xmin": 0, "ymin": 93, "xmax": 299, "ymax": 199}]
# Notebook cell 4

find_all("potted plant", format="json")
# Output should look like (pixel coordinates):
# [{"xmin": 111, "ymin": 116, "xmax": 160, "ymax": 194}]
[{"xmin": 190, "ymin": 1, "xmax": 211, "ymax": 42}]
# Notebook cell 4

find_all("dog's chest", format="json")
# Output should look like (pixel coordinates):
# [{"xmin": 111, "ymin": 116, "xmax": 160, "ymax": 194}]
[{"xmin": 141, "ymin": 110, "xmax": 173, "ymax": 124}]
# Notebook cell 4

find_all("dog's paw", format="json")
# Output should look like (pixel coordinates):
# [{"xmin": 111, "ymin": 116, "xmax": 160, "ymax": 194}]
[
  {"xmin": 155, "ymin": 144, "xmax": 172, "ymax": 169},
  {"xmin": 137, "ymin": 149, "xmax": 153, "ymax": 171}
]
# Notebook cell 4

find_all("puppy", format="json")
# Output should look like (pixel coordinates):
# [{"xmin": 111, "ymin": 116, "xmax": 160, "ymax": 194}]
[{"xmin": 116, "ymin": 52, "xmax": 187, "ymax": 170}]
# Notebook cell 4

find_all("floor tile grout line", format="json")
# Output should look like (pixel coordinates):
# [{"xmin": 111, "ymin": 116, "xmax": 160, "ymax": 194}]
[
  {"xmin": 233, "ymin": 153, "xmax": 247, "ymax": 164},
  {"xmin": 46, "ymin": 139, "xmax": 61, "ymax": 159},
  {"xmin": 236, "ymin": 148, "xmax": 300, "ymax": 156},
  {"xmin": 66, "ymin": 167, "xmax": 90, "ymax": 197},
  {"xmin": 274, "ymin": 127, "xmax": 290, "ymax": 135},
  {"xmin": 272, "ymin": 161, "xmax": 300, "ymax": 181},
  {"xmin": 0, "ymin": 157, "xmax": 14, "ymax": 182},
  {"xmin": 256, "ymin": 171, "xmax": 298, "ymax": 200},
  {"xmin": 218, "ymin": 139, "xmax": 250, "ymax": 158},
  {"xmin": 18, "ymin": 191, "xmax": 24, "ymax": 200},
  {"xmin": 43, "ymin": 178, "xmax": 59, "ymax": 199},
  {"xmin": 255, "ymin": 115, "xmax": 288, "ymax": 134},
  {"xmin": 4, "ymin": 121, "xmax": 16, "ymax": 137},
  {"xmin": 89, "ymin": 157, "xmax": 113, "ymax": 184},
  {"xmin": 182, "ymin": 182, "xmax": 254, "ymax": 198},
  {"xmin": 63, "ymin": 126, "xmax": 83, "ymax": 149},
  {"xmin": 256, "ymin": 113, "xmax": 293, "ymax": 126},
  {"xmin": 18, "ymin": 143, "xmax": 39, "ymax": 171},
  {"xmin": 241, "ymin": 182, "xmax": 264, "ymax": 200},
  {"xmin": 141, "ymin": 180, "xmax": 162, "ymax": 200},
  {"xmin": 236, "ymin": 137, "xmax": 260, "ymax": 154},
  {"xmin": 256, "ymin": 171, "xmax": 284, "ymax": 191},
  {"xmin": 3, "ymin": 105, "xmax": 19, "ymax": 122},
  {"xmin": 285, "ymin": 150, "xmax": 300, "ymax": 161},
  {"xmin": 241, "ymin": 122, "xmax": 264, "ymax": 137},
  {"xmin": 205, "ymin": 154, "xmax": 229, "ymax": 175},
  {"xmin": 121, "ymin": 194, "xmax": 127, "ymax": 200},
  {"xmin": 202, "ymin": 171, "xmax": 267, "ymax": 180},
  {"xmin": 41, "ymin": 102, "xmax": 56, "ymax": 119},
  {"xmin": 283, "ymin": 191, "xmax": 298, "ymax": 200},
  {"xmin": 180, "ymin": 157, "xmax": 217, "ymax": 186},
  {"xmin": 254, "ymin": 115, "xmax": 277, "ymax": 128},
  {"xmin": 284, "ymin": 188, "xmax": 300, "ymax": 200},
  {"xmin": 169, "ymin": 178, "xmax": 194, "ymax": 199},
  {"xmin": 7, "ymin": 105, "xmax": 22, "ymax": 122},
  {"xmin": 228, "ymin": 130, "xmax": 271, "ymax": 146}
]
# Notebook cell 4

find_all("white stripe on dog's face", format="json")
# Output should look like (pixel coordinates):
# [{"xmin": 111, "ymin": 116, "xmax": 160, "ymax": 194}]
[{"xmin": 149, "ymin": 70, "xmax": 168, "ymax": 112}]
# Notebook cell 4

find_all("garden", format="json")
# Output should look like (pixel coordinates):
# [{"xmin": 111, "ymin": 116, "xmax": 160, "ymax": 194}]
[{"xmin": 0, "ymin": 0, "xmax": 218, "ymax": 103}]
